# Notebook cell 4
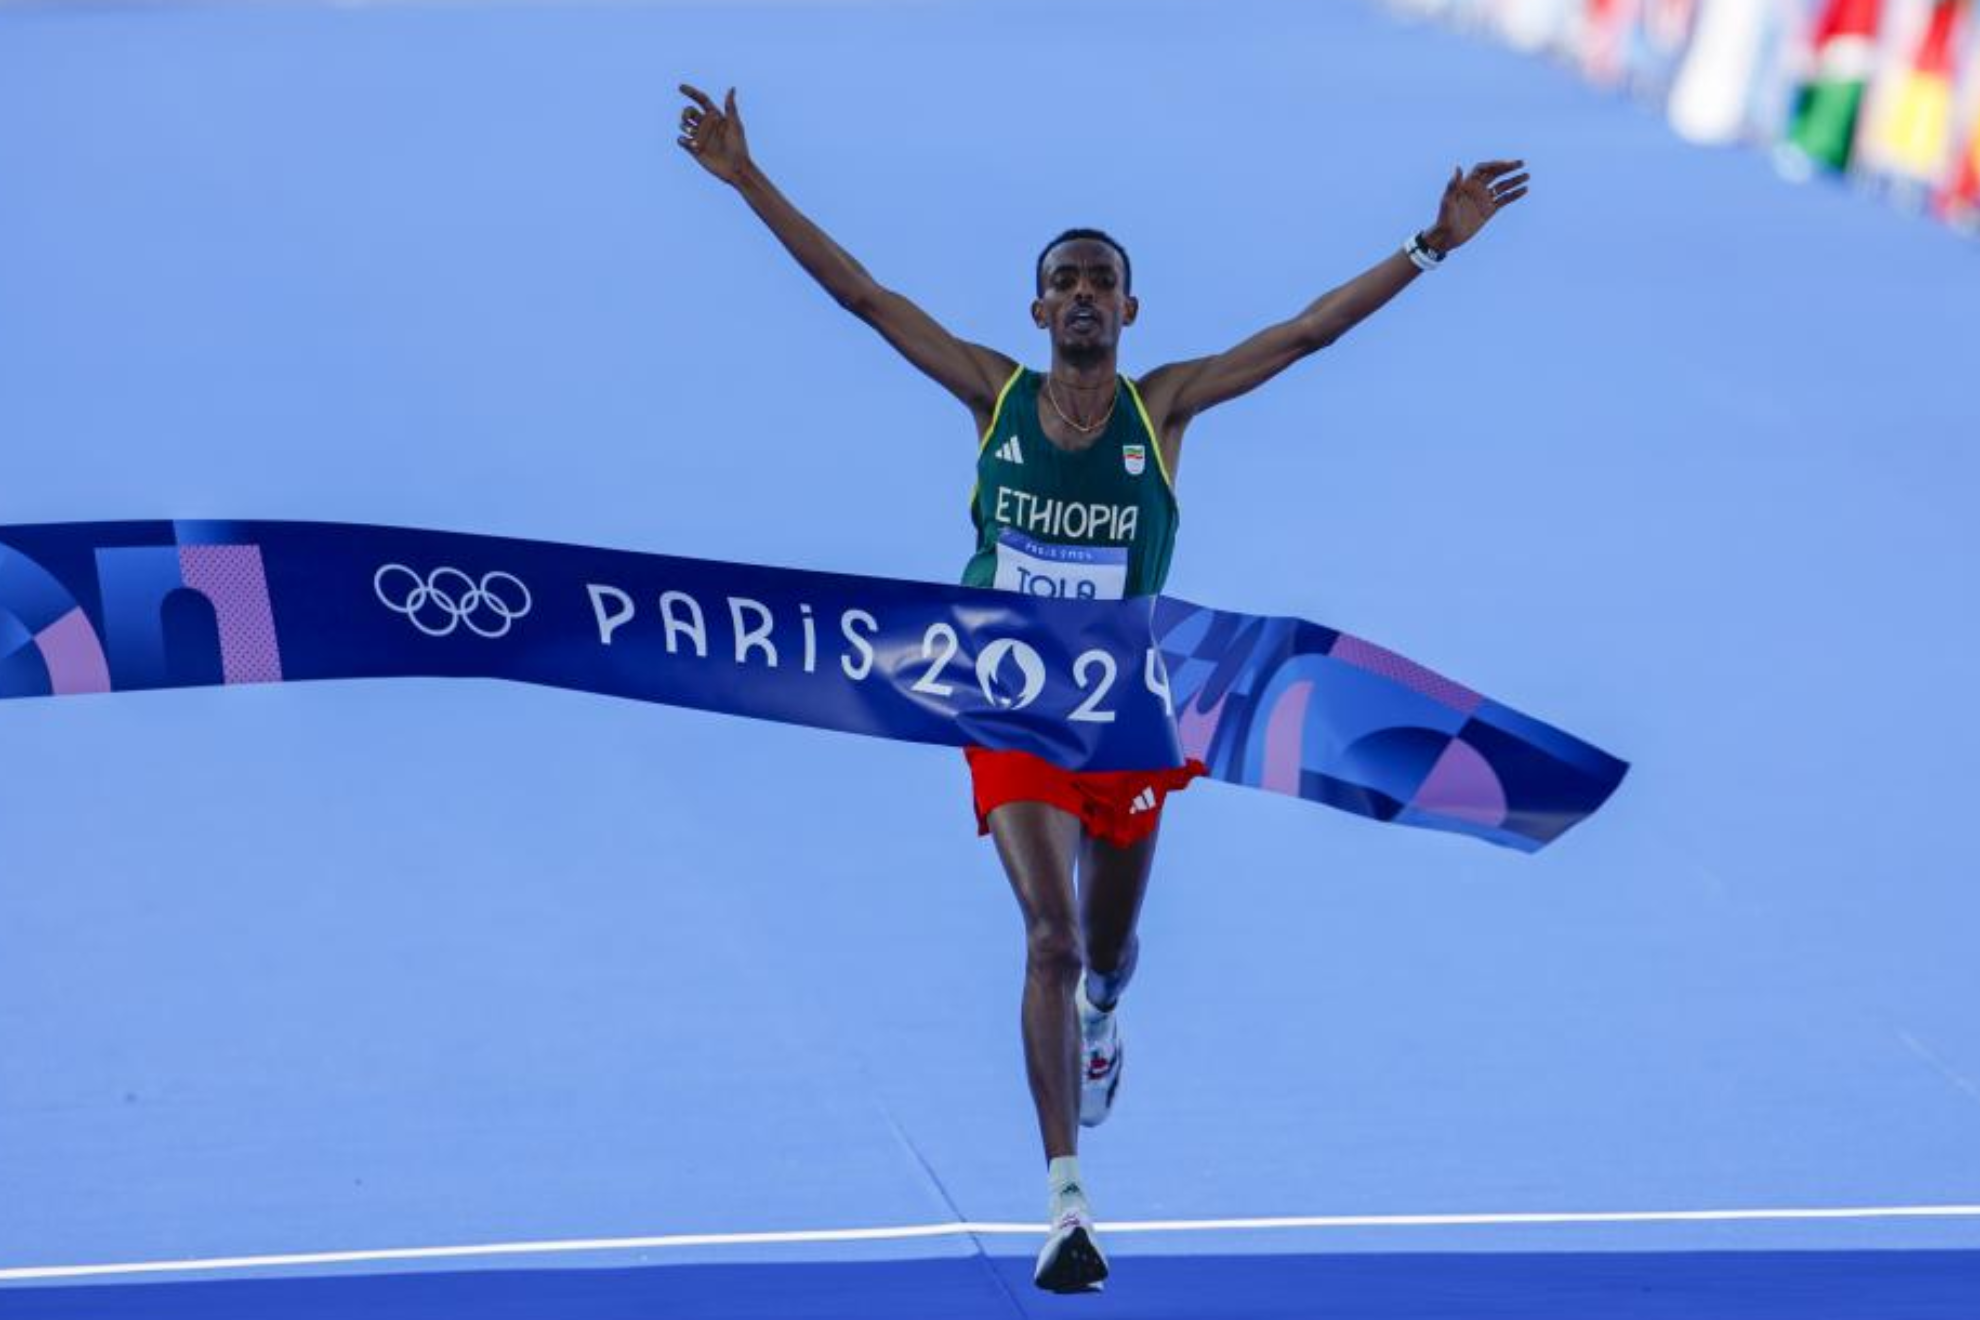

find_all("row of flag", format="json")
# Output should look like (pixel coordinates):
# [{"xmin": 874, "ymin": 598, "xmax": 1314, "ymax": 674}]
[{"xmin": 1387, "ymin": 0, "xmax": 1980, "ymax": 233}]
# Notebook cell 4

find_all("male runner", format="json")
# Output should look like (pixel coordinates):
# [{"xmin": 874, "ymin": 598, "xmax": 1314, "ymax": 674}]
[{"xmin": 676, "ymin": 83, "xmax": 1525, "ymax": 1293}]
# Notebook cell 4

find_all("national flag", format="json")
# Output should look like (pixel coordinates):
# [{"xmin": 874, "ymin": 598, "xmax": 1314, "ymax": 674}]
[
  {"xmin": 1623, "ymin": 0, "xmax": 1699, "ymax": 99},
  {"xmin": 1578, "ymin": 0, "xmax": 1641, "ymax": 83},
  {"xmin": 1494, "ymin": 0, "xmax": 1579, "ymax": 53},
  {"xmin": 1937, "ymin": 93, "xmax": 1980, "ymax": 223},
  {"xmin": 1669, "ymin": 0, "xmax": 1785, "ymax": 145},
  {"xmin": 1851, "ymin": 0, "xmax": 1935, "ymax": 179},
  {"xmin": 1862, "ymin": 0, "xmax": 1966, "ymax": 187},
  {"xmin": 1784, "ymin": 0, "xmax": 1884, "ymax": 173}
]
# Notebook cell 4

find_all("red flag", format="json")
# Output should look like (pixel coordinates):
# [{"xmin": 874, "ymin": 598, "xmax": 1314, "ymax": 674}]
[
  {"xmin": 1580, "ymin": 0, "xmax": 1642, "ymax": 83},
  {"xmin": 1939, "ymin": 99, "xmax": 1980, "ymax": 223}
]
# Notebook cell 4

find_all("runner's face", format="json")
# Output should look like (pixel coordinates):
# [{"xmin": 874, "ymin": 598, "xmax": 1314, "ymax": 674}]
[{"xmin": 1033, "ymin": 241, "xmax": 1136, "ymax": 354}]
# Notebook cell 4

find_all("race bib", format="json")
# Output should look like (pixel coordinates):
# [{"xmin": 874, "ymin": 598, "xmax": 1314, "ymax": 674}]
[{"xmin": 992, "ymin": 529, "xmax": 1128, "ymax": 601}]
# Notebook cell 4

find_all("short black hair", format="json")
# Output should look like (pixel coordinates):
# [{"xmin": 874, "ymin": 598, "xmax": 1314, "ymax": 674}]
[{"xmin": 1035, "ymin": 228, "xmax": 1132, "ymax": 296}]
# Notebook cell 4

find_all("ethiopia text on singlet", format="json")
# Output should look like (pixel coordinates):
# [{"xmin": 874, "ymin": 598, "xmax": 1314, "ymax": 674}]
[{"xmin": 963, "ymin": 368, "xmax": 1179, "ymax": 601}]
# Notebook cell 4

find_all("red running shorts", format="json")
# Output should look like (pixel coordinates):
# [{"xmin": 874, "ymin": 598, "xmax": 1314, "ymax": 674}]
[{"xmin": 964, "ymin": 746, "xmax": 1209, "ymax": 849}]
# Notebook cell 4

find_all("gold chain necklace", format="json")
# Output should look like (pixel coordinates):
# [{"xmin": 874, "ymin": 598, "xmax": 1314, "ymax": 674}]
[{"xmin": 1043, "ymin": 375, "xmax": 1118, "ymax": 436}]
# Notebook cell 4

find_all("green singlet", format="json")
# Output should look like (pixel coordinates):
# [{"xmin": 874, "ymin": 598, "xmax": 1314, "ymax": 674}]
[{"xmin": 962, "ymin": 367, "xmax": 1180, "ymax": 601}]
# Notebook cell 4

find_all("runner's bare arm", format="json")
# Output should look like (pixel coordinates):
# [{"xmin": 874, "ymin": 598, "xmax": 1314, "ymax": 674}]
[
  {"xmin": 1138, "ymin": 161, "xmax": 1528, "ymax": 441},
  {"xmin": 677, "ymin": 85, "xmax": 1016, "ymax": 429}
]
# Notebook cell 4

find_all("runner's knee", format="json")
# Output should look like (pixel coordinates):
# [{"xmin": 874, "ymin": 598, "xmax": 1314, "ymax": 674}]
[
  {"xmin": 1024, "ymin": 919, "xmax": 1085, "ymax": 986},
  {"xmin": 1084, "ymin": 933, "xmax": 1137, "ymax": 995}
]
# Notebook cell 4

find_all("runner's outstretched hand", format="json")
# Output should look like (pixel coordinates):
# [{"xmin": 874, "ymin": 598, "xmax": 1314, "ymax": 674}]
[
  {"xmin": 1427, "ymin": 160, "xmax": 1529, "ymax": 250},
  {"xmin": 678, "ymin": 84, "xmax": 750, "ymax": 185}
]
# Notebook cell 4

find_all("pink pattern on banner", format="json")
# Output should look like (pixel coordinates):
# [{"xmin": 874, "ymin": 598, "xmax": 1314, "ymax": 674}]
[
  {"xmin": 1412, "ymin": 737, "xmax": 1508, "ymax": 827},
  {"xmin": 35, "ymin": 607, "xmax": 111, "ymax": 695},
  {"xmin": 178, "ymin": 545, "xmax": 283, "ymax": 684},
  {"xmin": 1330, "ymin": 634, "xmax": 1483, "ymax": 716},
  {"xmin": 1260, "ymin": 679, "xmax": 1314, "ymax": 796}
]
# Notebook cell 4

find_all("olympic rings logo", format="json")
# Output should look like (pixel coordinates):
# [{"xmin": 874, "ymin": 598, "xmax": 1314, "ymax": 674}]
[{"xmin": 373, "ymin": 564, "xmax": 533, "ymax": 639}]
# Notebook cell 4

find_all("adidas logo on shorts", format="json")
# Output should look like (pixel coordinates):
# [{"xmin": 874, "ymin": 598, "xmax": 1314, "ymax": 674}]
[
  {"xmin": 1127, "ymin": 786, "xmax": 1157, "ymax": 815},
  {"xmin": 996, "ymin": 435, "xmax": 1024, "ymax": 464}
]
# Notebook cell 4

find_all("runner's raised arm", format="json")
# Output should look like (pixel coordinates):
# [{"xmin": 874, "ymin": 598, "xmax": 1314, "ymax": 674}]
[
  {"xmin": 1137, "ymin": 160, "xmax": 1529, "ymax": 448},
  {"xmin": 677, "ymin": 84, "xmax": 1016, "ymax": 429}
]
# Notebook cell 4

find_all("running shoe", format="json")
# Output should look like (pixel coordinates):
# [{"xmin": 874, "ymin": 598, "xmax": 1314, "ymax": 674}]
[
  {"xmin": 1033, "ymin": 1203, "xmax": 1109, "ymax": 1293},
  {"xmin": 1079, "ymin": 1002, "xmax": 1124, "ymax": 1128}
]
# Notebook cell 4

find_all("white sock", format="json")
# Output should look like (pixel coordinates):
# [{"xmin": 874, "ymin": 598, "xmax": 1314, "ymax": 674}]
[{"xmin": 1046, "ymin": 1155, "xmax": 1088, "ymax": 1219}]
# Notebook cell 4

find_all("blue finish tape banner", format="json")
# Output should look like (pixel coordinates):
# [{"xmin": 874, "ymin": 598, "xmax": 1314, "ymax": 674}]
[
  {"xmin": 0, "ymin": 520, "xmax": 1626, "ymax": 851},
  {"xmin": 1152, "ymin": 600, "xmax": 1627, "ymax": 852}
]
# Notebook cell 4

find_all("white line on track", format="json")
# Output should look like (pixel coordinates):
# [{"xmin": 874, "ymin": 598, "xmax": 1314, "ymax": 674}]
[{"xmin": 5, "ymin": 1204, "xmax": 1979, "ymax": 1283}]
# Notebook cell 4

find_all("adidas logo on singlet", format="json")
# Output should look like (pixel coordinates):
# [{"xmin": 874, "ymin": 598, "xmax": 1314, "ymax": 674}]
[{"xmin": 995, "ymin": 435, "xmax": 1024, "ymax": 465}]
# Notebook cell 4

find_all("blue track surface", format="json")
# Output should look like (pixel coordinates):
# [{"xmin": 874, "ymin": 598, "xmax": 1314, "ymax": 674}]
[
  {"xmin": 2, "ymin": 0, "xmax": 1977, "ymax": 1315},
  {"xmin": 5, "ymin": 1253, "xmax": 1980, "ymax": 1320}
]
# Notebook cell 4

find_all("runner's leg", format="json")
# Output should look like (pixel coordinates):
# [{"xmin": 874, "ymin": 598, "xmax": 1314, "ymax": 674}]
[
  {"xmin": 988, "ymin": 800, "xmax": 1085, "ymax": 1159},
  {"xmin": 1078, "ymin": 823, "xmax": 1159, "ymax": 1009}
]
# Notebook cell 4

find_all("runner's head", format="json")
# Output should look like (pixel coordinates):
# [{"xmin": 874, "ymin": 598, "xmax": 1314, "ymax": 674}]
[{"xmin": 1033, "ymin": 229, "xmax": 1137, "ymax": 361}]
